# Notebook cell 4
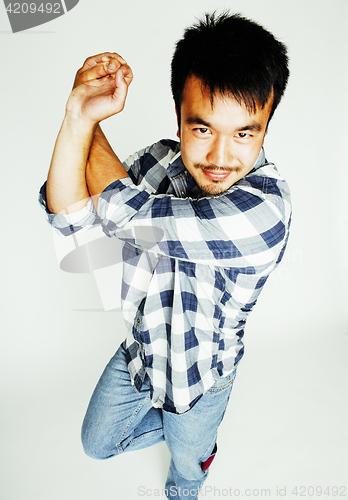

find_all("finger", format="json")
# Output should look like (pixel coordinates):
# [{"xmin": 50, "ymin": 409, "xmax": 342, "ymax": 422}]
[
  {"xmin": 119, "ymin": 63, "xmax": 133, "ymax": 86},
  {"xmin": 82, "ymin": 60, "xmax": 121, "ymax": 81},
  {"xmin": 74, "ymin": 53, "xmax": 130, "ymax": 89},
  {"xmin": 73, "ymin": 60, "xmax": 121, "ymax": 89},
  {"xmin": 81, "ymin": 73, "xmax": 117, "ymax": 89},
  {"xmin": 79, "ymin": 52, "xmax": 127, "ymax": 73},
  {"xmin": 82, "ymin": 67, "xmax": 128, "ymax": 105},
  {"xmin": 113, "ymin": 68, "xmax": 129, "ymax": 112},
  {"xmin": 101, "ymin": 53, "xmax": 127, "ymax": 66},
  {"xmin": 84, "ymin": 65, "xmax": 130, "ymax": 91},
  {"xmin": 75, "ymin": 62, "xmax": 133, "ymax": 92}
]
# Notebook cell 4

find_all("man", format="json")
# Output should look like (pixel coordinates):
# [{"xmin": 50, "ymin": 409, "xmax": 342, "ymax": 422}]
[{"xmin": 39, "ymin": 12, "xmax": 291, "ymax": 500}]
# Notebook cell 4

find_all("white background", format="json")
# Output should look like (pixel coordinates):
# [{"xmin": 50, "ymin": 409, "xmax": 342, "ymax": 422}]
[{"xmin": 1, "ymin": 0, "xmax": 347, "ymax": 498}]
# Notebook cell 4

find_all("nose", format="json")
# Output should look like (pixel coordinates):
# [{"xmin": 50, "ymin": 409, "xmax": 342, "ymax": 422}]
[{"xmin": 206, "ymin": 136, "xmax": 233, "ymax": 167}]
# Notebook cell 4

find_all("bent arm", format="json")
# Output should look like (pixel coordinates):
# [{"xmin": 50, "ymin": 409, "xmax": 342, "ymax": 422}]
[
  {"xmin": 45, "ymin": 52, "xmax": 133, "ymax": 215},
  {"xmin": 46, "ymin": 119, "xmax": 129, "ymax": 215}
]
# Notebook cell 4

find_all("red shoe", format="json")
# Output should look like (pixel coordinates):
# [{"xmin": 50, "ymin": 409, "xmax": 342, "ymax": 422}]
[{"xmin": 201, "ymin": 443, "xmax": 217, "ymax": 471}]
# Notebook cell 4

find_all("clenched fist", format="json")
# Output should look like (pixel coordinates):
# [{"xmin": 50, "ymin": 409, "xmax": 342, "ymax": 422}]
[{"xmin": 66, "ymin": 52, "xmax": 133, "ymax": 125}]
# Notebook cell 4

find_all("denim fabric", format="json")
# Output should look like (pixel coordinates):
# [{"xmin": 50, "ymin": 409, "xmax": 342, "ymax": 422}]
[{"xmin": 81, "ymin": 341, "xmax": 237, "ymax": 500}]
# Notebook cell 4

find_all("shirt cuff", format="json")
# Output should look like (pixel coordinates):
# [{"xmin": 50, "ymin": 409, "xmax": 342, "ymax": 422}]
[{"xmin": 38, "ymin": 181, "xmax": 98, "ymax": 235}]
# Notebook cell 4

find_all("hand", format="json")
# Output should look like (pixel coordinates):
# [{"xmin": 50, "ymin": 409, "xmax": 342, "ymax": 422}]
[{"xmin": 66, "ymin": 52, "xmax": 133, "ymax": 125}]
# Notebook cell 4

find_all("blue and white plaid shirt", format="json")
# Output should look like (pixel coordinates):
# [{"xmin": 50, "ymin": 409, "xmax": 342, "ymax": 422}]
[{"xmin": 39, "ymin": 139, "xmax": 291, "ymax": 414}]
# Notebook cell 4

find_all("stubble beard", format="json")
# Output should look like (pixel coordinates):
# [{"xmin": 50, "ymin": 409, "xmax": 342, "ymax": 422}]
[{"xmin": 193, "ymin": 163, "xmax": 243, "ymax": 197}]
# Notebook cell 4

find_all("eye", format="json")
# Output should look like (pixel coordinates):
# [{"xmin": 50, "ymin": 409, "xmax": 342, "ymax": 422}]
[
  {"xmin": 194, "ymin": 127, "xmax": 209, "ymax": 134},
  {"xmin": 236, "ymin": 132, "xmax": 250, "ymax": 139}
]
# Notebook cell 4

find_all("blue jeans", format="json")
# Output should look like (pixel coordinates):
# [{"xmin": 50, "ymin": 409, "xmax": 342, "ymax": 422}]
[{"xmin": 81, "ymin": 341, "xmax": 237, "ymax": 500}]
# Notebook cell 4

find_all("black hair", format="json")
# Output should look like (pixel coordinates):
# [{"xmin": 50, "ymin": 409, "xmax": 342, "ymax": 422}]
[{"xmin": 171, "ymin": 12, "xmax": 289, "ymax": 122}]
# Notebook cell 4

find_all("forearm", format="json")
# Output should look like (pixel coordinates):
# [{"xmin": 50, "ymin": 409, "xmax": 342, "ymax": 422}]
[
  {"xmin": 86, "ymin": 125, "xmax": 129, "ymax": 207},
  {"xmin": 46, "ymin": 114, "xmax": 97, "ymax": 214}
]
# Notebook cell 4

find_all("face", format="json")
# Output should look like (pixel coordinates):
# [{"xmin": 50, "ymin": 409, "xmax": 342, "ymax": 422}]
[{"xmin": 177, "ymin": 75, "xmax": 273, "ymax": 196}]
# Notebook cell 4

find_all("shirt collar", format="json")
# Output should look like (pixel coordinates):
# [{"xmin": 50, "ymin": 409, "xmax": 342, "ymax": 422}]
[
  {"xmin": 249, "ymin": 147, "xmax": 266, "ymax": 173},
  {"xmin": 167, "ymin": 150, "xmax": 186, "ymax": 179}
]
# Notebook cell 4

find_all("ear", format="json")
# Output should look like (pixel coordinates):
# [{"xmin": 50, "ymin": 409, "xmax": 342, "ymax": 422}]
[{"xmin": 175, "ymin": 106, "xmax": 180, "ymax": 139}]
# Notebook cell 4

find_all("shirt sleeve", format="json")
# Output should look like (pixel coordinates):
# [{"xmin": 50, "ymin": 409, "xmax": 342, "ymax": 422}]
[
  {"xmin": 37, "ymin": 139, "xmax": 178, "ymax": 236},
  {"xmin": 38, "ymin": 181, "xmax": 99, "ymax": 236},
  {"xmin": 97, "ymin": 171, "xmax": 291, "ymax": 271}
]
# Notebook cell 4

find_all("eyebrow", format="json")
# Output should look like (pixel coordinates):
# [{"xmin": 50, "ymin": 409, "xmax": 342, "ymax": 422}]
[
  {"xmin": 185, "ymin": 116, "xmax": 262, "ymax": 133},
  {"xmin": 238, "ymin": 122, "xmax": 262, "ymax": 132},
  {"xmin": 186, "ymin": 116, "xmax": 212, "ymax": 128}
]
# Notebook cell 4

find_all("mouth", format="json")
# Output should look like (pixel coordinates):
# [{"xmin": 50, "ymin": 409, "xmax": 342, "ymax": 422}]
[{"xmin": 201, "ymin": 169, "xmax": 231, "ymax": 181}]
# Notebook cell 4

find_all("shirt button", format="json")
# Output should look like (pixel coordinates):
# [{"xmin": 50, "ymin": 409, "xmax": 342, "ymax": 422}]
[{"xmin": 137, "ymin": 318, "xmax": 140, "ymax": 324}]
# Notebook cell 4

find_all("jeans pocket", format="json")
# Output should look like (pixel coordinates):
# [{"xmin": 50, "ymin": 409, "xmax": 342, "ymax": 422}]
[{"xmin": 207, "ymin": 370, "xmax": 237, "ymax": 393}]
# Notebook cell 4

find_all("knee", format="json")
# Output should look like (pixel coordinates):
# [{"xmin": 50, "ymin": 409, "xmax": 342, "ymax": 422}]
[
  {"xmin": 171, "ymin": 455, "xmax": 205, "ymax": 481},
  {"xmin": 81, "ymin": 418, "xmax": 119, "ymax": 460},
  {"xmin": 81, "ymin": 430, "xmax": 109, "ymax": 460},
  {"xmin": 81, "ymin": 438, "xmax": 107, "ymax": 460}
]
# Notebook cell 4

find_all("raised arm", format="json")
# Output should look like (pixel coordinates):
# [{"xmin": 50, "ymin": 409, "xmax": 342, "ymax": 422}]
[{"xmin": 46, "ymin": 52, "xmax": 132, "ymax": 214}]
